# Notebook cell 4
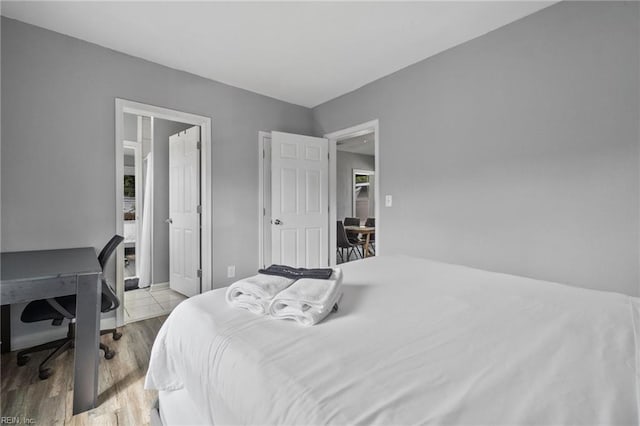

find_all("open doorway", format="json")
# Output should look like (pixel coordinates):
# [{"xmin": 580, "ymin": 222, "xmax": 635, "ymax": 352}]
[
  {"xmin": 115, "ymin": 99, "xmax": 213, "ymax": 327},
  {"xmin": 120, "ymin": 114, "xmax": 195, "ymax": 323},
  {"xmin": 334, "ymin": 133, "xmax": 376, "ymax": 264},
  {"xmin": 325, "ymin": 120, "xmax": 380, "ymax": 266}
]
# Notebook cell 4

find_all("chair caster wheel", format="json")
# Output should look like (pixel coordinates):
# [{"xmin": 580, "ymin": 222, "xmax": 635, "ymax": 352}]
[
  {"xmin": 39, "ymin": 368, "xmax": 52, "ymax": 380},
  {"xmin": 17, "ymin": 355, "xmax": 29, "ymax": 366},
  {"xmin": 104, "ymin": 350, "xmax": 116, "ymax": 360},
  {"xmin": 112, "ymin": 332, "xmax": 122, "ymax": 341}
]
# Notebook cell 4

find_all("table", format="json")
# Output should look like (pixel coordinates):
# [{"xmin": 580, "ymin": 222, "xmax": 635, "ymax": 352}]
[
  {"xmin": 344, "ymin": 226, "xmax": 376, "ymax": 258},
  {"xmin": 1, "ymin": 247, "xmax": 102, "ymax": 415}
]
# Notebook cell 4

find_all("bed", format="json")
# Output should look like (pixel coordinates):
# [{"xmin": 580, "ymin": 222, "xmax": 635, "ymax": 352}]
[{"xmin": 146, "ymin": 255, "xmax": 640, "ymax": 425}]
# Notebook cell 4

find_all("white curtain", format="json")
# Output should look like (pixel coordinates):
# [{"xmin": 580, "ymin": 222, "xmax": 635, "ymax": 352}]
[{"xmin": 138, "ymin": 153, "xmax": 153, "ymax": 288}]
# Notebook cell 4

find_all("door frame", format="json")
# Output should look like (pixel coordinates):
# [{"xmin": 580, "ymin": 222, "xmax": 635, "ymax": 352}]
[
  {"xmin": 258, "ymin": 131, "xmax": 271, "ymax": 269},
  {"xmin": 257, "ymin": 119, "xmax": 378, "ymax": 268},
  {"xmin": 114, "ymin": 98, "xmax": 213, "ymax": 327},
  {"xmin": 325, "ymin": 119, "xmax": 380, "ymax": 266}
]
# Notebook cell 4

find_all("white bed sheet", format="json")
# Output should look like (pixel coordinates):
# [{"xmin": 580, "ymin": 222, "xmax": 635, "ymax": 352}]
[
  {"xmin": 158, "ymin": 388, "xmax": 240, "ymax": 426},
  {"xmin": 146, "ymin": 255, "xmax": 640, "ymax": 425},
  {"xmin": 158, "ymin": 389, "xmax": 207, "ymax": 426}
]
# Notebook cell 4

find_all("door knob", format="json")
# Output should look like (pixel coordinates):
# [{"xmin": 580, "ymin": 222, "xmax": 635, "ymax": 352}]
[
  {"xmin": 273, "ymin": 219, "xmax": 282, "ymax": 225},
  {"xmin": 165, "ymin": 218, "xmax": 173, "ymax": 224}
]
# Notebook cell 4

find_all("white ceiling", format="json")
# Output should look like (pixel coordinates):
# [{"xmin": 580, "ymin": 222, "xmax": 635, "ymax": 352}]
[
  {"xmin": 337, "ymin": 132, "xmax": 375, "ymax": 156},
  {"xmin": 1, "ymin": 1, "xmax": 555, "ymax": 108}
]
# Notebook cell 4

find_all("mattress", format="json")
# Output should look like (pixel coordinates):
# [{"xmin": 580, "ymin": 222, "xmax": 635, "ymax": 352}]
[{"xmin": 146, "ymin": 255, "xmax": 640, "ymax": 424}]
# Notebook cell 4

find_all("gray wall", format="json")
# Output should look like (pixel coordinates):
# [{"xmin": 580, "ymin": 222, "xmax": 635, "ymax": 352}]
[
  {"xmin": 1, "ymin": 18, "xmax": 313, "ymax": 347},
  {"xmin": 336, "ymin": 151, "xmax": 375, "ymax": 222},
  {"xmin": 314, "ymin": 1, "xmax": 640, "ymax": 296},
  {"xmin": 153, "ymin": 118, "xmax": 193, "ymax": 284},
  {"xmin": 124, "ymin": 154, "xmax": 134, "ymax": 167},
  {"xmin": 123, "ymin": 112, "xmax": 137, "ymax": 141}
]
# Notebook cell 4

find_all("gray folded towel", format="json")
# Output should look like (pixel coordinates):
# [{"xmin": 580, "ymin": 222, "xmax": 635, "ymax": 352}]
[{"xmin": 258, "ymin": 264, "xmax": 333, "ymax": 280}]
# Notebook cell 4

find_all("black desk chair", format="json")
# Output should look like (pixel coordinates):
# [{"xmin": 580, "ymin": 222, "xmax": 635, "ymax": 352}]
[{"xmin": 17, "ymin": 235, "xmax": 124, "ymax": 380}]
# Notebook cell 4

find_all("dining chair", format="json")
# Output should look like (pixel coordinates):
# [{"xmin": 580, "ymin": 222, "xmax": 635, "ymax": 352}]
[
  {"xmin": 344, "ymin": 217, "xmax": 360, "ymax": 226},
  {"xmin": 337, "ymin": 221, "xmax": 359, "ymax": 263},
  {"xmin": 365, "ymin": 217, "xmax": 376, "ymax": 255},
  {"xmin": 343, "ymin": 217, "xmax": 364, "ymax": 257}
]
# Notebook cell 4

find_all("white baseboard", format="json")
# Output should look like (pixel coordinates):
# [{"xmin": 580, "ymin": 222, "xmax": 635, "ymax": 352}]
[{"xmin": 150, "ymin": 282, "xmax": 169, "ymax": 292}]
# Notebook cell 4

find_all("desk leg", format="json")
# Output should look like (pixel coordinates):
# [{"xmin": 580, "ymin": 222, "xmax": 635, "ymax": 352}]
[
  {"xmin": 1, "ymin": 305, "xmax": 10, "ymax": 353},
  {"xmin": 73, "ymin": 272, "xmax": 101, "ymax": 415}
]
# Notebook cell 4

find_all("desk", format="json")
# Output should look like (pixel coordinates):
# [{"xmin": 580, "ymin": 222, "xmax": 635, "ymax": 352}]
[
  {"xmin": 344, "ymin": 226, "xmax": 375, "ymax": 258},
  {"xmin": 1, "ymin": 247, "xmax": 102, "ymax": 415}
]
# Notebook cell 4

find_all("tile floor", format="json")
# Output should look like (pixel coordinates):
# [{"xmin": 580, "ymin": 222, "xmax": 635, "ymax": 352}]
[{"xmin": 124, "ymin": 287, "xmax": 187, "ymax": 323}]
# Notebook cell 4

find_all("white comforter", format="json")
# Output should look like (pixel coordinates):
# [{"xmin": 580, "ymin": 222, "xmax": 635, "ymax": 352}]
[{"xmin": 146, "ymin": 256, "xmax": 640, "ymax": 425}]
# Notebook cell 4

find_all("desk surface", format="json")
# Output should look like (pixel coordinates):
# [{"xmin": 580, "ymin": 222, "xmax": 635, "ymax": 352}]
[{"xmin": 1, "ymin": 247, "xmax": 101, "ymax": 283}]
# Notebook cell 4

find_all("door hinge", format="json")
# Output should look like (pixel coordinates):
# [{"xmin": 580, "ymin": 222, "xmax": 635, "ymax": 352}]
[
  {"xmin": 263, "ymin": 149, "xmax": 265, "ymax": 159},
  {"xmin": 263, "ymin": 207, "xmax": 266, "ymax": 216},
  {"xmin": 197, "ymin": 269, "xmax": 202, "ymax": 278},
  {"xmin": 197, "ymin": 205, "xmax": 202, "ymax": 214},
  {"xmin": 197, "ymin": 141, "xmax": 201, "ymax": 150}
]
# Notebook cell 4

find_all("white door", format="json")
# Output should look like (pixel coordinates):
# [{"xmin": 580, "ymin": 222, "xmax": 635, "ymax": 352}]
[
  {"xmin": 169, "ymin": 126, "xmax": 201, "ymax": 297},
  {"xmin": 271, "ymin": 131, "xmax": 329, "ymax": 268}
]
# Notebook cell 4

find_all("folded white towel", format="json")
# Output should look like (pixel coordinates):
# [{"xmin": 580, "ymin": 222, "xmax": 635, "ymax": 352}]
[
  {"xmin": 226, "ymin": 274, "xmax": 295, "ymax": 315},
  {"xmin": 269, "ymin": 268, "xmax": 343, "ymax": 326}
]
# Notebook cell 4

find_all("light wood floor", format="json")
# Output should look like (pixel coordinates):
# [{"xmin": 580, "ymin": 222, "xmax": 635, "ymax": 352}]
[{"xmin": 1, "ymin": 315, "xmax": 167, "ymax": 425}]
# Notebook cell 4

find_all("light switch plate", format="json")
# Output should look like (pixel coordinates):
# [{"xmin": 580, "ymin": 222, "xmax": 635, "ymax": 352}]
[
  {"xmin": 227, "ymin": 265, "xmax": 236, "ymax": 278},
  {"xmin": 385, "ymin": 195, "xmax": 393, "ymax": 207}
]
